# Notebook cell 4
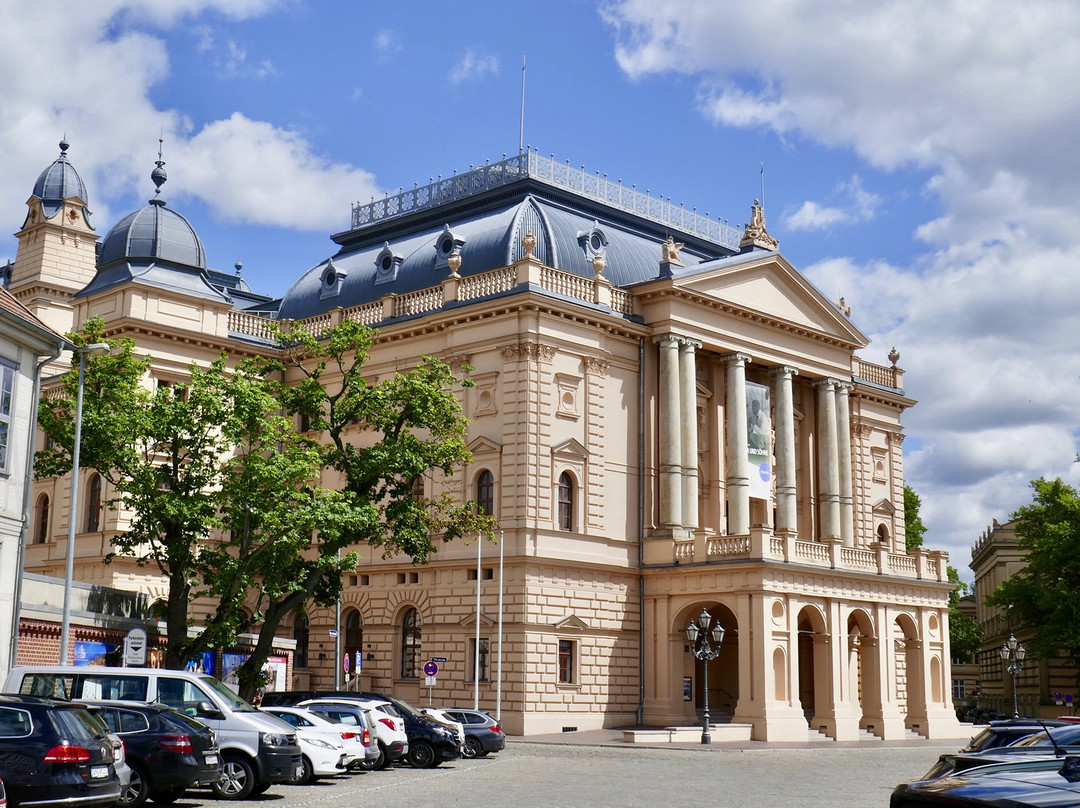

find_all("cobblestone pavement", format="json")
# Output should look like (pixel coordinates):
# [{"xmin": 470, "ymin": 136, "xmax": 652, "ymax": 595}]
[{"xmin": 182, "ymin": 733, "xmax": 959, "ymax": 808}]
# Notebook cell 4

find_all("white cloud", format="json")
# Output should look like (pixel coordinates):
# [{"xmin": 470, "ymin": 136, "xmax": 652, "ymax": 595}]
[
  {"xmin": 0, "ymin": 0, "xmax": 379, "ymax": 246},
  {"xmin": 449, "ymin": 50, "xmax": 499, "ymax": 84},
  {"xmin": 373, "ymin": 29, "xmax": 401, "ymax": 58},
  {"xmin": 604, "ymin": 0, "xmax": 1080, "ymax": 567}
]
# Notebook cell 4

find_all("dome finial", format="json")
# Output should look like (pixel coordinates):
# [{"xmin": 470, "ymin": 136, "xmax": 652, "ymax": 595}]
[
  {"xmin": 59, "ymin": 136, "xmax": 69, "ymax": 157},
  {"xmin": 235, "ymin": 259, "xmax": 243, "ymax": 276},
  {"xmin": 150, "ymin": 132, "xmax": 167, "ymax": 206}
]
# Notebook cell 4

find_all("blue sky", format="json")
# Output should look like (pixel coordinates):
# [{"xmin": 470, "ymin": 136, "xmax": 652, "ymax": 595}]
[{"xmin": 4, "ymin": 0, "xmax": 1080, "ymax": 577}]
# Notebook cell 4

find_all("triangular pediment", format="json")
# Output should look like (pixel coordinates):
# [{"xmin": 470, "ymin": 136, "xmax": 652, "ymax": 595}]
[
  {"xmin": 467, "ymin": 436, "xmax": 502, "ymax": 455},
  {"xmin": 554, "ymin": 614, "xmax": 589, "ymax": 630},
  {"xmin": 551, "ymin": 438, "xmax": 588, "ymax": 459},
  {"xmin": 872, "ymin": 498, "xmax": 897, "ymax": 515},
  {"xmin": 459, "ymin": 612, "xmax": 497, "ymax": 627},
  {"xmin": 674, "ymin": 252, "xmax": 868, "ymax": 348}
]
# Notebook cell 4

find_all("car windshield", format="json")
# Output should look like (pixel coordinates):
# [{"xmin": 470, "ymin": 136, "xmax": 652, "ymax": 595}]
[
  {"xmin": 196, "ymin": 676, "xmax": 256, "ymax": 712},
  {"xmin": 391, "ymin": 699, "xmax": 421, "ymax": 719},
  {"xmin": 49, "ymin": 707, "xmax": 106, "ymax": 742}
]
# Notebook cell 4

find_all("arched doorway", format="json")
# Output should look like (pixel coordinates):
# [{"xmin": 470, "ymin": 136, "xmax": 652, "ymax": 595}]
[
  {"xmin": 796, "ymin": 605, "xmax": 828, "ymax": 722},
  {"xmin": 847, "ymin": 608, "xmax": 877, "ymax": 730},
  {"xmin": 679, "ymin": 603, "xmax": 739, "ymax": 720}
]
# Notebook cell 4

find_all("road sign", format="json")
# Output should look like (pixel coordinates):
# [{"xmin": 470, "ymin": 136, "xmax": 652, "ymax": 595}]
[
  {"xmin": 328, "ymin": 629, "xmax": 339, "ymax": 637},
  {"xmin": 423, "ymin": 660, "xmax": 439, "ymax": 677},
  {"xmin": 425, "ymin": 675, "xmax": 436, "ymax": 687},
  {"xmin": 355, "ymin": 650, "xmax": 362, "ymax": 672},
  {"xmin": 343, "ymin": 653, "xmax": 350, "ymax": 673},
  {"xmin": 431, "ymin": 657, "xmax": 448, "ymax": 663},
  {"xmin": 123, "ymin": 627, "xmax": 147, "ymax": 666}
]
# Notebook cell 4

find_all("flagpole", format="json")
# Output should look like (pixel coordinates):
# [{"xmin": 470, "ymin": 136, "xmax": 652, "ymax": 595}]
[
  {"xmin": 496, "ymin": 529, "xmax": 504, "ymax": 722},
  {"xmin": 474, "ymin": 533, "xmax": 482, "ymax": 710},
  {"xmin": 519, "ymin": 56, "xmax": 526, "ymax": 153}
]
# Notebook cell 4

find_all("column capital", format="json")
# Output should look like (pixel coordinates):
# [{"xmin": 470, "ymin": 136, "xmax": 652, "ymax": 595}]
[
  {"xmin": 652, "ymin": 333, "xmax": 700, "ymax": 349},
  {"xmin": 680, "ymin": 338, "xmax": 702, "ymax": 350},
  {"xmin": 835, "ymin": 380, "xmax": 854, "ymax": 393},
  {"xmin": 770, "ymin": 365, "xmax": 799, "ymax": 379},
  {"xmin": 719, "ymin": 352, "xmax": 752, "ymax": 367},
  {"xmin": 813, "ymin": 376, "xmax": 841, "ymax": 390}
]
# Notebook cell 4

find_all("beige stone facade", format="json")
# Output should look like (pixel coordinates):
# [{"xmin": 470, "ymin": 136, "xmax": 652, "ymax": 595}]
[{"xmin": 8, "ymin": 146, "xmax": 966, "ymax": 740}]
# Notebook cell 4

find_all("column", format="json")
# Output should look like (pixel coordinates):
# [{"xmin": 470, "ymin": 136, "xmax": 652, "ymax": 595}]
[
  {"xmin": 679, "ymin": 340, "xmax": 701, "ymax": 531},
  {"xmin": 771, "ymin": 366, "xmax": 798, "ymax": 535},
  {"xmin": 723, "ymin": 353, "xmax": 751, "ymax": 536},
  {"xmin": 655, "ymin": 335, "xmax": 683, "ymax": 530},
  {"xmin": 815, "ymin": 379, "xmax": 840, "ymax": 540},
  {"xmin": 836, "ymin": 382, "xmax": 854, "ymax": 547}
]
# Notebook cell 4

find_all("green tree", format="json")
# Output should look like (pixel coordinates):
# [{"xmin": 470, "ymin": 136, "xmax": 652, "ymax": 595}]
[
  {"xmin": 904, "ymin": 484, "xmax": 927, "ymax": 551},
  {"xmin": 38, "ymin": 318, "xmax": 494, "ymax": 700},
  {"xmin": 986, "ymin": 477, "xmax": 1080, "ymax": 665}
]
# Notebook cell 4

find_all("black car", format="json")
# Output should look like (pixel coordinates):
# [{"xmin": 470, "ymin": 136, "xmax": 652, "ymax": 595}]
[
  {"xmin": 441, "ymin": 709, "xmax": 505, "ymax": 758},
  {"xmin": 962, "ymin": 719, "xmax": 1073, "ymax": 753},
  {"xmin": 82, "ymin": 701, "xmax": 222, "ymax": 807},
  {"xmin": 0, "ymin": 694, "xmax": 121, "ymax": 808},
  {"xmin": 892, "ymin": 756, "xmax": 1080, "ymax": 807},
  {"xmin": 261, "ymin": 691, "xmax": 460, "ymax": 768}
]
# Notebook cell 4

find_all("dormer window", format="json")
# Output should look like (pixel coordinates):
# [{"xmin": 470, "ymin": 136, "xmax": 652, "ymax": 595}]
[
  {"xmin": 434, "ymin": 224, "xmax": 466, "ymax": 272},
  {"xmin": 319, "ymin": 258, "xmax": 347, "ymax": 300},
  {"xmin": 577, "ymin": 221, "xmax": 608, "ymax": 261},
  {"xmin": 375, "ymin": 242, "xmax": 403, "ymax": 286}
]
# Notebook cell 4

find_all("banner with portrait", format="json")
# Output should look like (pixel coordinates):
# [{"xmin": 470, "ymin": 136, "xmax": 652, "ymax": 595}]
[{"xmin": 746, "ymin": 381, "xmax": 772, "ymax": 499}]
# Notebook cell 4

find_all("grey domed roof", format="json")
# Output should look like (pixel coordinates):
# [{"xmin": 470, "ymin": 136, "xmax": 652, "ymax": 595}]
[
  {"xmin": 32, "ymin": 140, "xmax": 89, "ymax": 219},
  {"xmin": 97, "ymin": 151, "xmax": 205, "ymax": 269},
  {"xmin": 98, "ymin": 202, "xmax": 206, "ymax": 268}
]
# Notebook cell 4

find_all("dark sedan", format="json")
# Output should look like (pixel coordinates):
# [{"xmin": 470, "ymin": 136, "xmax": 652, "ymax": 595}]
[
  {"xmin": 0, "ymin": 694, "xmax": 120, "ymax": 808},
  {"xmin": 83, "ymin": 701, "xmax": 222, "ymax": 807},
  {"xmin": 441, "ymin": 709, "xmax": 505, "ymax": 758},
  {"xmin": 892, "ymin": 756, "xmax": 1080, "ymax": 807}
]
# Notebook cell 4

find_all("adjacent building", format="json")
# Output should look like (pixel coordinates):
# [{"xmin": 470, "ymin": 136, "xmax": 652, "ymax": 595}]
[{"xmin": 5, "ymin": 140, "xmax": 965, "ymax": 740}]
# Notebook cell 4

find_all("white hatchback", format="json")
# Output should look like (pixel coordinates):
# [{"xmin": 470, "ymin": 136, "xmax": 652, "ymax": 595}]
[
  {"xmin": 260, "ymin": 706, "xmax": 372, "ymax": 781},
  {"xmin": 299, "ymin": 698, "xmax": 409, "ymax": 770}
]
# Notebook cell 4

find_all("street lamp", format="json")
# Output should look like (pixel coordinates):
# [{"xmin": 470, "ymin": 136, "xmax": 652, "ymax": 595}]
[
  {"xmin": 686, "ymin": 606, "xmax": 725, "ymax": 744},
  {"xmin": 999, "ymin": 633, "xmax": 1027, "ymax": 719},
  {"xmin": 59, "ymin": 342, "xmax": 109, "ymax": 665}
]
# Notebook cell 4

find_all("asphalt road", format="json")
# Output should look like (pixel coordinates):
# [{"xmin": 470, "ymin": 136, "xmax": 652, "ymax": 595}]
[{"xmin": 179, "ymin": 740, "xmax": 952, "ymax": 808}]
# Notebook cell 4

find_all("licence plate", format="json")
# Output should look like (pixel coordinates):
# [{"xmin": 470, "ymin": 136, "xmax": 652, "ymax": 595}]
[
  {"xmin": 294, "ymin": 764, "xmax": 304, "ymax": 778},
  {"xmin": 204, "ymin": 754, "xmax": 218, "ymax": 766},
  {"xmin": 90, "ymin": 765, "xmax": 109, "ymax": 779}
]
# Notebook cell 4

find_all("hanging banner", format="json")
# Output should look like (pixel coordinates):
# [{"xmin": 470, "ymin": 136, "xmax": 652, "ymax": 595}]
[{"xmin": 746, "ymin": 381, "xmax": 772, "ymax": 499}]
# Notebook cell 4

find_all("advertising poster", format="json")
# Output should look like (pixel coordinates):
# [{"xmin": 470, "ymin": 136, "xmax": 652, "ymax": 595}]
[
  {"xmin": 746, "ymin": 381, "xmax": 772, "ymax": 499},
  {"xmin": 263, "ymin": 656, "xmax": 288, "ymax": 692},
  {"xmin": 185, "ymin": 652, "xmax": 215, "ymax": 676},
  {"xmin": 222, "ymin": 653, "xmax": 248, "ymax": 688},
  {"xmin": 73, "ymin": 641, "xmax": 115, "ymax": 666}
]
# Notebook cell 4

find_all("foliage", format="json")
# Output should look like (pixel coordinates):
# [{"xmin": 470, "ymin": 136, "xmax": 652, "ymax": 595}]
[
  {"xmin": 38, "ymin": 318, "xmax": 494, "ymax": 700},
  {"xmin": 903, "ymin": 485, "xmax": 927, "ymax": 551},
  {"xmin": 986, "ymin": 477, "xmax": 1080, "ymax": 665}
]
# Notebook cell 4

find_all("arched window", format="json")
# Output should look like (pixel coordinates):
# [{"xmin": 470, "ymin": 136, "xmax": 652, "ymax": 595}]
[
  {"xmin": 877, "ymin": 523, "xmax": 890, "ymax": 544},
  {"xmin": 293, "ymin": 614, "xmax": 309, "ymax": 668},
  {"xmin": 86, "ymin": 474, "xmax": 102, "ymax": 533},
  {"xmin": 35, "ymin": 494, "xmax": 50, "ymax": 544},
  {"xmin": 476, "ymin": 470, "xmax": 494, "ymax": 516},
  {"xmin": 557, "ymin": 472, "xmax": 574, "ymax": 532},
  {"xmin": 344, "ymin": 609, "xmax": 363, "ymax": 671},
  {"xmin": 401, "ymin": 608, "xmax": 421, "ymax": 679}
]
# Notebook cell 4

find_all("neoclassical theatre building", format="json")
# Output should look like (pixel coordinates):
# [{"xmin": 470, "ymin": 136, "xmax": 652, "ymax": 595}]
[{"xmin": 7, "ymin": 141, "xmax": 964, "ymax": 740}]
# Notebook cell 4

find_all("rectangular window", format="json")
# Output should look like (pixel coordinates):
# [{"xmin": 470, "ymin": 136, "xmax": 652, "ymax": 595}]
[
  {"xmin": 0, "ymin": 360, "xmax": 15, "ymax": 472},
  {"xmin": 952, "ymin": 679, "xmax": 966, "ymax": 701},
  {"xmin": 470, "ymin": 638, "xmax": 489, "ymax": 682},
  {"xmin": 558, "ymin": 639, "xmax": 576, "ymax": 684}
]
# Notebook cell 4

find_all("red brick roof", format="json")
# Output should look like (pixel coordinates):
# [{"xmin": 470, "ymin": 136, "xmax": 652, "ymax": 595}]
[{"xmin": 0, "ymin": 286, "xmax": 67, "ymax": 341}]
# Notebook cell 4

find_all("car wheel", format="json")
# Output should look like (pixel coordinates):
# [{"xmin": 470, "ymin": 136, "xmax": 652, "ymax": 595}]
[
  {"xmin": 373, "ymin": 742, "xmax": 389, "ymax": 770},
  {"xmin": 462, "ymin": 737, "xmax": 483, "ymax": 759},
  {"xmin": 148, "ymin": 787, "xmax": 186, "ymax": 806},
  {"xmin": 408, "ymin": 740, "xmax": 437, "ymax": 768},
  {"xmin": 289, "ymin": 756, "xmax": 314, "ymax": 785},
  {"xmin": 117, "ymin": 762, "xmax": 151, "ymax": 807},
  {"xmin": 211, "ymin": 755, "xmax": 256, "ymax": 800},
  {"xmin": 251, "ymin": 781, "xmax": 271, "ymax": 795}
]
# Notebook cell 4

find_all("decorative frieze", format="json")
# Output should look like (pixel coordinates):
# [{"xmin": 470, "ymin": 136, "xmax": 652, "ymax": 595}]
[{"xmin": 501, "ymin": 341, "xmax": 556, "ymax": 363}]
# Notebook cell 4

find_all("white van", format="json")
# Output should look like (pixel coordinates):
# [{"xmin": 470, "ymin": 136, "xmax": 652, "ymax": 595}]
[{"xmin": 4, "ymin": 666, "xmax": 301, "ymax": 800}]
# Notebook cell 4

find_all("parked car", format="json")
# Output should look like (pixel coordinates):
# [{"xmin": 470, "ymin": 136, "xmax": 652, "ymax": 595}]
[
  {"xmin": 280, "ymin": 692, "xmax": 459, "ymax": 769},
  {"xmin": 892, "ymin": 756, "xmax": 1080, "ymax": 807},
  {"xmin": 82, "ymin": 701, "xmax": 222, "ymax": 806},
  {"xmin": 0, "ymin": 774, "xmax": 6, "ymax": 808},
  {"xmin": 0, "ymin": 694, "xmax": 121, "ymax": 808},
  {"xmin": 440, "ymin": 709, "xmax": 505, "ymax": 758},
  {"xmin": 5, "ymin": 666, "xmax": 302, "ymax": 800},
  {"xmin": 961, "ymin": 719, "xmax": 1073, "ymax": 753},
  {"xmin": 418, "ymin": 708, "xmax": 466, "ymax": 748},
  {"xmin": 260, "ymin": 706, "xmax": 376, "ymax": 776},
  {"xmin": 294, "ymin": 699, "xmax": 406, "ymax": 770}
]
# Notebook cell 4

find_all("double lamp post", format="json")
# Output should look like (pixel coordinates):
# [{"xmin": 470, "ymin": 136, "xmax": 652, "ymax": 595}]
[
  {"xmin": 686, "ymin": 606, "xmax": 725, "ymax": 745},
  {"xmin": 1000, "ymin": 633, "xmax": 1026, "ymax": 719}
]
